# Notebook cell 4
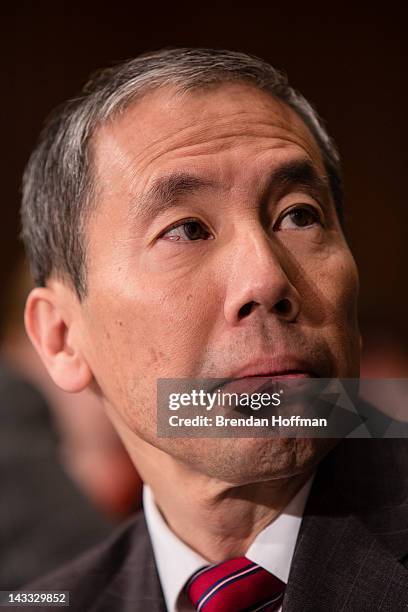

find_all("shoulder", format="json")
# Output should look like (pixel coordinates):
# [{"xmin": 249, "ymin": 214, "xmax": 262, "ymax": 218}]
[
  {"xmin": 316, "ymin": 438, "xmax": 408, "ymax": 511},
  {"xmin": 20, "ymin": 511, "xmax": 163, "ymax": 611}
]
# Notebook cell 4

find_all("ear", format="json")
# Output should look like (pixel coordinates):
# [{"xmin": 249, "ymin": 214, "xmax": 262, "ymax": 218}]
[{"xmin": 24, "ymin": 285, "xmax": 92, "ymax": 393}]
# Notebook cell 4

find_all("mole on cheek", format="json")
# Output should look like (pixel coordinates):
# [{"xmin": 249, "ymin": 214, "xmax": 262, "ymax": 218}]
[{"xmin": 149, "ymin": 347, "xmax": 165, "ymax": 365}]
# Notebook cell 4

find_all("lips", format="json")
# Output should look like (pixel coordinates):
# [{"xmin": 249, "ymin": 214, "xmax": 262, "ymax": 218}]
[
  {"xmin": 210, "ymin": 357, "xmax": 318, "ymax": 396},
  {"xmin": 236, "ymin": 371, "xmax": 311, "ymax": 379},
  {"xmin": 226, "ymin": 357, "xmax": 319, "ymax": 380}
]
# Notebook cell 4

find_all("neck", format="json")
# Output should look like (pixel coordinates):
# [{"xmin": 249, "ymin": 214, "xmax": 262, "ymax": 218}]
[
  {"xmin": 110, "ymin": 413, "xmax": 313, "ymax": 562},
  {"xmin": 150, "ymin": 465, "xmax": 311, "ymax": 562}
]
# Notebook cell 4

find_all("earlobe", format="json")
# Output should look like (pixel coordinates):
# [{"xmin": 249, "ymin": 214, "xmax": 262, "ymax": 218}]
[{"xmin": 24, "ymin": 286, "xmax": 92, "ymax": 393}]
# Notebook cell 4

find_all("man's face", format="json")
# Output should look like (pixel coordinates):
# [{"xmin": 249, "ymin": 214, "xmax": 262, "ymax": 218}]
[{"xmin": 78, "ymin": 82, "xmax": 360, "ymax": 483}]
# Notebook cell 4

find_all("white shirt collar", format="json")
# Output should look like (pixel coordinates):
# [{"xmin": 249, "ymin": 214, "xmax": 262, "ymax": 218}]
[{"xmin": 144, "ymin": 476, "xmax": 314, "ymax": 612}]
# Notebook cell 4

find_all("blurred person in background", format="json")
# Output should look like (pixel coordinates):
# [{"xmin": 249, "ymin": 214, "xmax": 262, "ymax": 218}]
[
  {"xmin": 359, "ymin": 313, "xmax": 408, "ymax": 423},
  {"xmin": 360, "ymin": 316, "xmax": 408, "ymax": 378},
  {"xmin": 0, "ymin": 258, "xmax": 141, "ymax": 588}
]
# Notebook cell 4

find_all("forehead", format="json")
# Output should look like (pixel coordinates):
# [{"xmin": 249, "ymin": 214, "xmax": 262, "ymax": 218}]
[{"xmin": 92, "ymin": 82, "xmax": 326, "ymax": 202}]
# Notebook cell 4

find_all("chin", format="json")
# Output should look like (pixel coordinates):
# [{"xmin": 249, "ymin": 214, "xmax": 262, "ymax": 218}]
[{"xmin": 170, "ymin": 437, "xmax": 335, "ymax": 485}]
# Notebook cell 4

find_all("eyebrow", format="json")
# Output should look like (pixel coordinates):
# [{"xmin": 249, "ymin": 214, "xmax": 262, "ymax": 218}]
[
  {"xmin": 131, "ymin": 173, "xmax": 215, "ymax": 224},
  {"xmin": 131, "ymin": 159, "xmax": 329, "ymax": 225},
  {"xmin": 262, "ymin": 159, "xmax": 330, "ymax": 203}
]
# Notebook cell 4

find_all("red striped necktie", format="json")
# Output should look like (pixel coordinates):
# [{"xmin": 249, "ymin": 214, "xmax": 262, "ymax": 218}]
[{"xmin": 185, "ymin": 556, "xmax": 286, "ymax": 611}]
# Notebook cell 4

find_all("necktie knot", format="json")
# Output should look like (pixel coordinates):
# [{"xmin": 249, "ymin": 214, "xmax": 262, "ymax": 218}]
[{"xmin": 185, "ymin": 556, "xmax": 285, "ymax": 611}]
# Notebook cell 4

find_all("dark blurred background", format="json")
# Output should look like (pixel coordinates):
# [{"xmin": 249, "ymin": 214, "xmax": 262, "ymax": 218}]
[
  {"xmin": 2, "ymin": 3, "xmax": 408, "ymax": 364},
  {"xmin": 0, "ymin": 3, "xmax": 407, "ymax": 588}
]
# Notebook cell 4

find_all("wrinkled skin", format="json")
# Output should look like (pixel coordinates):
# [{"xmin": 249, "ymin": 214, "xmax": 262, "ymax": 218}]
[{"xmin": 42, "ymin": 83, "xmax": 361, "ymax": 484}]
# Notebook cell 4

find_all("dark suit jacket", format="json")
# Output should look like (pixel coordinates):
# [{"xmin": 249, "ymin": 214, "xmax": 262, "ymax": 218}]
[{"xmin": 18, "ymin": 439, "xmax": 408, "ymax": 611}]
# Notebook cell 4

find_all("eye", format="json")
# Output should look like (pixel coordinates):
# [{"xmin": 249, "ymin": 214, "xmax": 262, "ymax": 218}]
[
  {"xmin": 275, "ymin": 205, "xmax": 322, "ymax": 230},
  {"xmin": 159, "ymin": 219, "xmax": 214, "ymax": 241}
]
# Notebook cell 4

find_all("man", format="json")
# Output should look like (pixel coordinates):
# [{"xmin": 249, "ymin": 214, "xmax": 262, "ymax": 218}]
[{"xmin": 19, "ymin": 48, "xmax": 408, "ymax": 610}]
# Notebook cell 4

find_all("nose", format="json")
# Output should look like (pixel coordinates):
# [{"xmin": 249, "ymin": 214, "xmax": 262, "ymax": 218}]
[{"xmin": 223, "ymin": 227, "xmax": 301, "ymax": 326}]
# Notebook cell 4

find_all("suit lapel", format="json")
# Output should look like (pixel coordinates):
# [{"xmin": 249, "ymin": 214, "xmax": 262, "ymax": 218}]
[
  {"xmin": 283, "ymin": 510, "xmax": 408, "ymax": 611},
  {"xmin": 283, "ymin": 441, "xmax": 408, "ymax": 611},
  {"xmin": 95, "ymin": 514, "xmax": 167, "ymax": 612}
]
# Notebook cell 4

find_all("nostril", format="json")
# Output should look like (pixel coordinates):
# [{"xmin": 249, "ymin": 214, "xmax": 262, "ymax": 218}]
[
  {"xmin": 274, "ymin": 298, "xmax": 292, "ymax": 316},
  {"xmin": 237, "ymin": 298, "xmax": 294, "ymax": 321},
  {"xmin": 238, "ymin": 301, "xmax": 256, "ymax": 319}
]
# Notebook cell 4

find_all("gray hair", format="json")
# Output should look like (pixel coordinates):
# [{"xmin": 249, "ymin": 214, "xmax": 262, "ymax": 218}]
[{"xmin": 21, "ymin": 47, "xmax": 343, "ymax": 299}]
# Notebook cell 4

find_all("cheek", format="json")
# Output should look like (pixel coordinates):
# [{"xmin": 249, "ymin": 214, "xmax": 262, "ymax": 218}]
[
  {"xmin": 290, "ymin": 237, "xmax": 360, "ymax": 369},
  {"xmin": 325, "ymin": 250, "xmax": 359, "ymax": 323},
  {"xmin": 81, "ymin": 282, "xmax": 222, "ymax": 440},
  {"xmin": 308, "ymin": 246, "xmax": 360, "ymax": 375},
  {"xmin": 296, "ymin": 235, "xmax": 359, "ymax": 323},
  {"xmin": 83, "ymin": 277, "xmax": 219, "ymax": 388}
]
